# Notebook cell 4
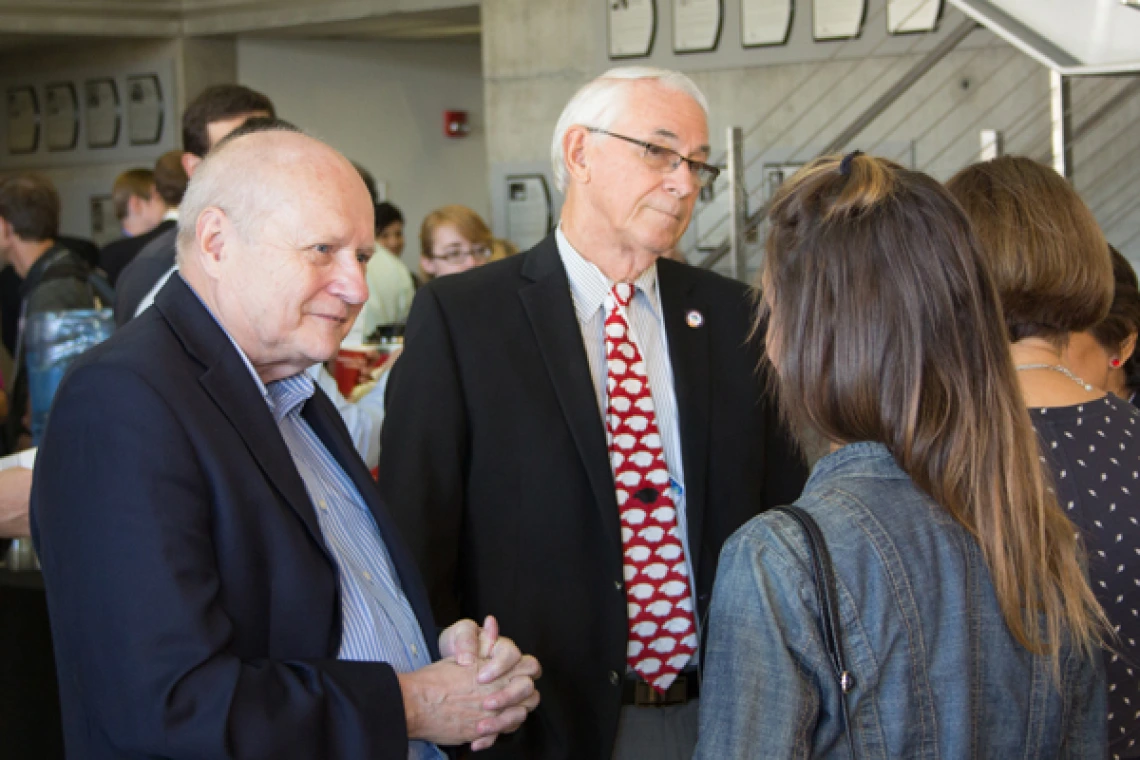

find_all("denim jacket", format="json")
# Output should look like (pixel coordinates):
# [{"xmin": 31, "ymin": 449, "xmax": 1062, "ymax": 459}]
[{"xmin": 695, "ymin": 442, "xmax": 1106, "ymax": 759}]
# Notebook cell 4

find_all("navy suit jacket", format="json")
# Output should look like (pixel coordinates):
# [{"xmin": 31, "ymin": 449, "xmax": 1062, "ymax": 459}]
[
  {"xmin": 31, "ymin": 275, "xmax": 439, "ymax": 759},
  {"xmin": 100, "ymin": 218, "xmax": 176, "ymax": 286}
]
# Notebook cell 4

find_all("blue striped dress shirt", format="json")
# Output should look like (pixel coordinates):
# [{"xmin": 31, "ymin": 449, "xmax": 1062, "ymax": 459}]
[
  {"xmin": 265, "ymin": 373, "xmax": 444, "ymax": 760},
  {"xmin": 184, "ymin": 274, "xmax": 442, "ymax": 758},
  {"xmin": 554, "ymin": 228, "xmax": 702, "ymax": 660}
]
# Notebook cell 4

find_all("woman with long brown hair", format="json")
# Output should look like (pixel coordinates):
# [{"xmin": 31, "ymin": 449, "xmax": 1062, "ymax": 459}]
[
  {"xmin": 695, "ymin": 153, "xmax": 1107, "ymax": 758},
  {"xmin": 949, "ymin": 156, "xmax": 1139, "ymax": 758}
]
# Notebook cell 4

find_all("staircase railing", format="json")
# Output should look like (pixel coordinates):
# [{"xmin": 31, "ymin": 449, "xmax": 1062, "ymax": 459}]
[{"xmin": 692, "ymin": 1, "xmax": 1140, "ymax": 278}]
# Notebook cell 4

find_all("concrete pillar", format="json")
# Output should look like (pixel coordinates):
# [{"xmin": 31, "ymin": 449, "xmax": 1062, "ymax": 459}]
[
  {"xmin": 481, "ymin": 0, "xmax": 599, "ymax": 229},
  {"xmin": 175, "ymin": 37, "xmax": 240, "ymax": 143}
]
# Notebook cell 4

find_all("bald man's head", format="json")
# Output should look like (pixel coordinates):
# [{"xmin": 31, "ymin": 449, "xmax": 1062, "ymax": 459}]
[
  {"xmin": 176, "ymin": 128, "xmax": 376, "ymax": 383},
  {"xmin": 176, "ymin": 127, "xmax": 368, "ymax": 266}
]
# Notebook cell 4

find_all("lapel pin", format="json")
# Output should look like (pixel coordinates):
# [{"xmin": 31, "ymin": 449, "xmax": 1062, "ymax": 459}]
[{"xmin": 686, "ymin": 310, "xmax": 704, "ymax": 329}]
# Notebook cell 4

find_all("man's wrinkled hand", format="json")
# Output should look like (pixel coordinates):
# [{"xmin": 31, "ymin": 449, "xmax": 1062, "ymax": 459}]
[
  {"xmin": 434, "ymin": 616, "xmax": 542, "ymax": 750},
  {"xmin": 397, "ymin": 655, "xmax": 539, "ymax": 748}
]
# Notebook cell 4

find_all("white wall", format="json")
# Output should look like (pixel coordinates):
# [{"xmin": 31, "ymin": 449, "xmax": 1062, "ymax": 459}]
[{"xmin": 238, "ymin": 37, "xmax": 488, "ymax": 268}]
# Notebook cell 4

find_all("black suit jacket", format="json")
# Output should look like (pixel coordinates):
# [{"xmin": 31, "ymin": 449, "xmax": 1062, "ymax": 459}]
[
  {"xmin": 31, "ymin": 275, "xmax": 439, "ymax": 759},
  {"xmin": 0, "ymin": 235, "xmax": 100, "ymax": 355},
  {"xmin": 100, "ymin": 218, "xmax": 176, "ymax": 286},
  {"xmin": 379, "ymin": 234, "xmax": 808, "ymax": 760},
  {"xmin": 113, "ymin": 224, "xmax": 176, "ymax": 326}
]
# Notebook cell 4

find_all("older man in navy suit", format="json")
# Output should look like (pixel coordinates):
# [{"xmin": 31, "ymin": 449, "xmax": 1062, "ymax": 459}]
[{"xmin": 31, "ymin": 124, "xmax": 540, "ymax": 759}]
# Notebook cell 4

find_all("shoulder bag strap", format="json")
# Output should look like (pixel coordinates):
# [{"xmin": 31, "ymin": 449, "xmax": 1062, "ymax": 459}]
[{"xmin": 771, "ymin": 504, "xmax": 857, "ymax": 759}]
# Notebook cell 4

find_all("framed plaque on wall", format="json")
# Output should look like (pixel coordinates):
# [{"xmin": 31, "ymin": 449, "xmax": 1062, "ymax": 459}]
[
  {"xmin": 127, "ymin": 74, "xmax": 164, "ymax": 145},
  {"xmin": 674, "ymin": 0, "xmax": 723, "ymax": 54},
  {"xmin": 742, "ymin": 0, "xmax": 793, "ymax": 47},
  {"xmin": 45, "ymin": 82, "xmax": 79, "ymax": 151},
  {"xmin": 887, "ymin": 0, "xmax": 942, "ymax": 33},
  {"xmin": 505, "ymin": 175, "xmax": 553, "ymax": 253},
  {"xmin": 813, "ymin": 0, "xmax": 867, "ymax": 40},
  {"xmin": 85, "ymin": 78, "xmax": 120, "ymax": 149},
  {"xmin": 608, "ymin": 0, "xmax": 657, "ymax": 59},
  {"xmin": 6, "ymin": 86, "xmax": 39, "ymax": 155}
]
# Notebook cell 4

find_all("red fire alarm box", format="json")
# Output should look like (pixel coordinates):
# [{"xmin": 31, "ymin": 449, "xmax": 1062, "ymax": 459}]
[{"xmin": 444, "ymin": 110, "xmax": 469, "ymax": 138}]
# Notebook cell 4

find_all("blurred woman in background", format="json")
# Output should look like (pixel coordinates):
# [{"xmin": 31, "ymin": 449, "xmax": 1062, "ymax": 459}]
[
  {"xmin": 419, "ymin": 204, "xmax": 493, "ymax": 280},
  {"xmin": 374, "ymin": 201, "xmax": 407, "ymax": 258},
  {"xmin": 1063, "ymin": 246, "xmax": 1140, "ymax": 406},
  {"xmin": 696, "ymin": 153, "xmax": 1107, "ymax": 759}
]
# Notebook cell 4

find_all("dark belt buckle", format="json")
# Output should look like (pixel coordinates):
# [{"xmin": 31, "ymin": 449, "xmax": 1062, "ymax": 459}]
[{"xmin": 633, "ymin": 674, "xmax": 687, "ymax": 707}]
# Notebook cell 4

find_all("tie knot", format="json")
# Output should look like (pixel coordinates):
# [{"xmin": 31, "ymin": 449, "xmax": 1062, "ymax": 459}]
[{"xmin": 612, "ymin": 282, "xmax": 634, "ymax": 307}]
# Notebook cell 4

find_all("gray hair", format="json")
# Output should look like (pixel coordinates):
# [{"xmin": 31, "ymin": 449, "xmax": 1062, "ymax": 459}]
[{"xmin": 550, "ymin": 67, "xmax": 710, "ymax": 192}]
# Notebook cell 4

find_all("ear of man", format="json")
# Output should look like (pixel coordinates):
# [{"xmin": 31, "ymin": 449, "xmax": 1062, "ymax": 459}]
[
  {"xmin": 563, "ymin": 126, "xmax": 592, "ymax": 185},
  {"xmin": 195, "ymin": 207, "xmax": 232, "ymax": 279}
]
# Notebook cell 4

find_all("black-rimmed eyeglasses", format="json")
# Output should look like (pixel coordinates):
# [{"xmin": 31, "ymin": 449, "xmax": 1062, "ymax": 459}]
[
  {"xmin": 427, "ymin": 244, "xmax": 491, "ymax": 264},
  {"xmin": 587, "ymin": 127, "xmax": 720, "ymax": 187}
]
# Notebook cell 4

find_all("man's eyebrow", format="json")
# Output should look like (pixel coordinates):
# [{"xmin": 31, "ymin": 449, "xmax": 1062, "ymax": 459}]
[{"xmin": 651, "ymin": 128, "xmax": 711, "ymax": 156}]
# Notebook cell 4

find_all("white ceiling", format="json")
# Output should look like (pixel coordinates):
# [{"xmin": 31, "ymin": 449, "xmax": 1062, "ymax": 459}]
[
  {"xmin": 241, "ymin": 6, "xmax": 479, "ymax": 42},
  {"xmin": 950, "ymin": 0, "xmax": 1140, "ymax": 73},
  {"xmin": 0, "ymin": 0, "xmax": 480, "ymax": 44}
]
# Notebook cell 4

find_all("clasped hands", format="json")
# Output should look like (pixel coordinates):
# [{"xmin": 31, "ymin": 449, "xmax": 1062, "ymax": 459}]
[{"xmin": 399, "ymin": 615, "xmax": 541, "ymax": 751}]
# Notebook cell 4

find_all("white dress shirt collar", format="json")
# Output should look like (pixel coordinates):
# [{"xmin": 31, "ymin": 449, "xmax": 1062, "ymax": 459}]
[{"xmin": 555, "ymin": 226, "xmax": 661, "ymax": 322}]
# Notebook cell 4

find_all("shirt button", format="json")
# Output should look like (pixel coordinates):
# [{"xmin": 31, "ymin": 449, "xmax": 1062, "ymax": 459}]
[
  {"xmin": 609, "ymin": 670, "xmax": 620, "ymax": 685},
  {"xmin": 318, "ymin": 499, "xmax": 328, "ymax": 511},
  {"xmin": 363, "ymin": 571, "xmax": 373, "ymax": 582},
  {"xmin": 411, "ymin": 644, "xmax": 419, "ymax": 656},
  {"xmin": 614, "ymin": 580, "xmax": 623, "ymax": 591}
]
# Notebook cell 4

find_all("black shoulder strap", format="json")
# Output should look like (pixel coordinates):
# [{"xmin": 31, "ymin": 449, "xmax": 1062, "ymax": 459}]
[
  {"xmin": 36, "ymin": 256, "xmax": 115, "ymax": 310},
  {"xmin": 772, "ymin": 505, "xmax": 857, "ymax": 758}
]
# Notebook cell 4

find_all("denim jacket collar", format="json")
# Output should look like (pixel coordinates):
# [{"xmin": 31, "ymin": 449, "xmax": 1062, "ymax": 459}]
[{"xmin": 804, "ymin": 441, "xmax": 907, "ymax": 495}]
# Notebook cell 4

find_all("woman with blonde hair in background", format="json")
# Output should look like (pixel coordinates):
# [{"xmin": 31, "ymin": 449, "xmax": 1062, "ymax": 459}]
[
  {"xmin": 949, "ymin": 156, "xmax": 1139, "ymax": 758},
  {"xmin": 696, "ymin": 152, "xmax": 1107, "ymax": 759},
  {"xmin": 419, "ymin": 204, "xmax": 493, "ymax": 280}
]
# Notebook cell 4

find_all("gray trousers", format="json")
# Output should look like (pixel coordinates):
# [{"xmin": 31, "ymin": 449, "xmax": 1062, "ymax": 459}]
[{"xmin": 611, "ymin": 699, "xmax": 700, "ymax": 760}]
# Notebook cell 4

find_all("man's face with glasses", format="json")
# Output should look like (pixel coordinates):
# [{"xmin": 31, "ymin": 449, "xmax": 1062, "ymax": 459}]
[
  {"xmin": 423, "ymin": 223, "xmax": 492, "ymax": 278},
  {"xmin": 575, "ymin": 81, "xmax": 711, "ymax": 260}
]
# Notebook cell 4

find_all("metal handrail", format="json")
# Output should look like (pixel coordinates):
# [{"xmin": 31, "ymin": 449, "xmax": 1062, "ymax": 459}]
[{"xmin": 697, "ymin": 17, "xmax": 979, "ymax": 270}]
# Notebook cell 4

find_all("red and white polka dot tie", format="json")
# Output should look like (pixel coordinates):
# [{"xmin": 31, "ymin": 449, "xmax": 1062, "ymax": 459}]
[{"xmin": 604, "ymin": 282, "xmax": 697, "ymax": 693}]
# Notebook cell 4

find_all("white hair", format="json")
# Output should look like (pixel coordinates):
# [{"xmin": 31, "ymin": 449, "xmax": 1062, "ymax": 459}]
[{"xmin": 550, "ymin": 67, "xmax": 710, "ymax": 192}]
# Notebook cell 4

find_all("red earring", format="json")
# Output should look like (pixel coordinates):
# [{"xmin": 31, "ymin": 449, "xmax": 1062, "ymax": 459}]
[{"xmin": 1111, "ymin": 358, "xmax": 1123, "ymax": 368}]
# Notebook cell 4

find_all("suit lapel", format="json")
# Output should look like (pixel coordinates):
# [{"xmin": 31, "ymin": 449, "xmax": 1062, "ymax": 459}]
[
  {"xmin": 155, "ymin": 276, "xmax": 329, "ymax": 559},
  {"xmin": 519, "ymin": 237, "xmax": 623, "ymax": 557},
  {"xmin": 657, "ymin": 260, "xmax": 711, "ymax": 573},
  {"xmin": 302, "ymin": 393, "xmax": 441, "ymax": 658}
]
